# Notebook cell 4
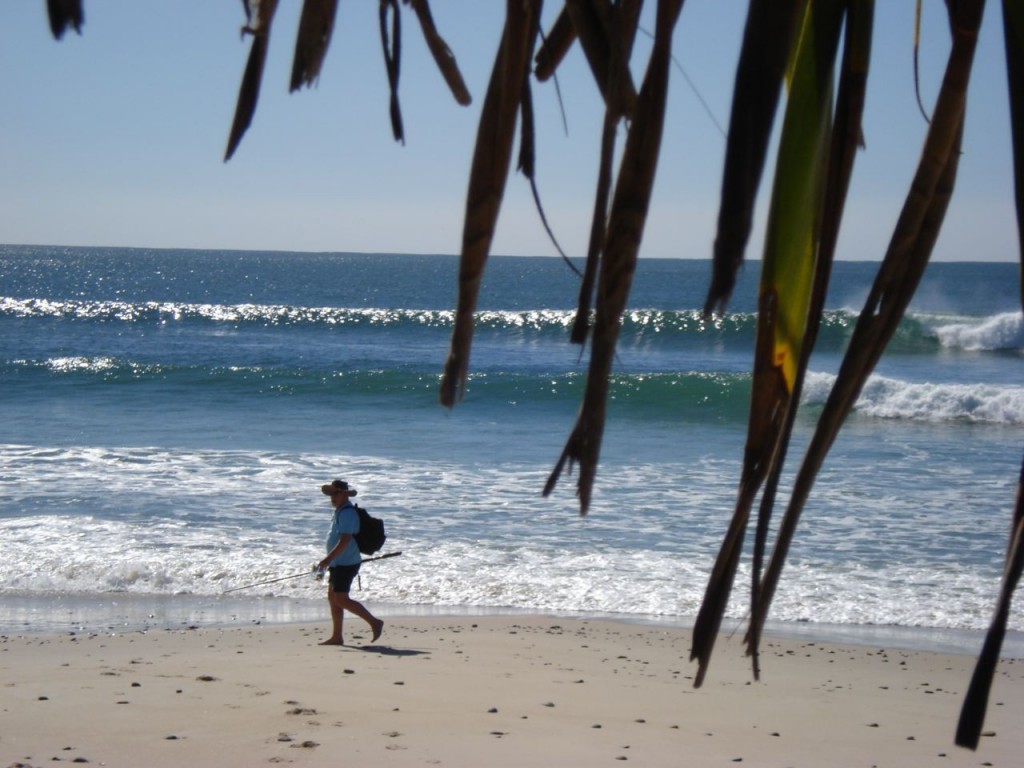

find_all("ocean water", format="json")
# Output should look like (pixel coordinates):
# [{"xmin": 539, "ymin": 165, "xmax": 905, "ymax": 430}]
[{"xmin": 1, "ymin": 245, "xmax": 1022, "ymax": 654}]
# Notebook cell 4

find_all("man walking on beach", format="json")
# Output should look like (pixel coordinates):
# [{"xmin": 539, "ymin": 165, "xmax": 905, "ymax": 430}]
[{"xmin": 316, "ymin": 479, "xmax": 384, "ymax": 646}]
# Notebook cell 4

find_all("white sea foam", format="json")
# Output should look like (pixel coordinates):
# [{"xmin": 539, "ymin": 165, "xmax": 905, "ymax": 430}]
[
  {"xmin": 929, "ymin": 311, "xmax": 1024, "ymax": 351},
  {"xmin": 802, "ymin": 371, "xmax": 1024, "ymax": 425},
  {"xmin": 1, "ymin": 442, "xmax": 1019, "ymax": 635}
]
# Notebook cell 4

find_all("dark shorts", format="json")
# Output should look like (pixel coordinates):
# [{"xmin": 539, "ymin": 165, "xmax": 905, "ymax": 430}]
[{"xmin": 328, "ymin": 563, "xmax": 361, "ymax": 593}]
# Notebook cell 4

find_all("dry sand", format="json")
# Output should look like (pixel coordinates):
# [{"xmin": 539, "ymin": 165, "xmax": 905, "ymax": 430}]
[{"xmin": 1, "ymin": 616, "xmax": 1021, "ymax": 767}]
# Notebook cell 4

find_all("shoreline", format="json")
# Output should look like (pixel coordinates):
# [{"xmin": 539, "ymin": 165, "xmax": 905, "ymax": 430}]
[
  {"xmin": 2, "ymin": 591, "xmax": 1022, "ymax": 659},
  {"xmin": 2, "ymin": 614, "xmax": 1022, "ymax": 767}
]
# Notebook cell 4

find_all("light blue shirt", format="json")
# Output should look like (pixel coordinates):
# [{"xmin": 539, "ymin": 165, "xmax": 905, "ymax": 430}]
[{"xmin": 326, "ymin": 503, "xmax": 362, "ymax": 566}]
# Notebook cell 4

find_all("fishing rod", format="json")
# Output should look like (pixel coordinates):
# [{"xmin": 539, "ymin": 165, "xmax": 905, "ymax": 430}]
[
  {"xmin": 360, "ymin": 551, "xmax": 402, "ymax": 564},
  {"xmin": 222, "ymin": 551, "xmax": 403, "ymax": 594},
  {"xmin": 222, "ymin": 568, "xmax": 317, "ymax": 594}
]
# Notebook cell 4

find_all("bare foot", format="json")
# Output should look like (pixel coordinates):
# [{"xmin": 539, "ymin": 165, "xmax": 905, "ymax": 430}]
[
  {"xmin": 319, "ymin": 638, "xmax": 344, "ymax": 646},
  {"xmin": 371, "ymin": 619, "xmax": 384, "ymax": 643}
]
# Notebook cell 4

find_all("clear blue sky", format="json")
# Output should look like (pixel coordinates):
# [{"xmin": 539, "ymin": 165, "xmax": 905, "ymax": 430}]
[{"xmin": 0, "ymin": 2, "xmax": 1017, "ymax": 262}]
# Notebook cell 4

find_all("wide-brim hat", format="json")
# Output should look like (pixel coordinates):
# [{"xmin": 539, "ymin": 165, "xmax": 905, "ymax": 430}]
[{"xmin": 321, "ymin": 479, "xmax": 357, "ymax": 497}]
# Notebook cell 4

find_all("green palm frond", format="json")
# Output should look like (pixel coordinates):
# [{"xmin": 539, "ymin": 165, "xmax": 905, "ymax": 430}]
[
  {"xmin": 747, "ymin": 0, "xmax": 875, "ymax": 670},
  {"xmin": 746, "ymin": 0, "xmax": 983, "ymax": 681},
  {"xmin": 692, "ymin": 0, "xmax": 847, "ymax": 686}
]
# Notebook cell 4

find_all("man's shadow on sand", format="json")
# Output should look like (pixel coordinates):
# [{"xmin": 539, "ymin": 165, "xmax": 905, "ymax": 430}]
[{"xmin": 355, "ymin": 645, "xmax": 430, "ymax": 657}]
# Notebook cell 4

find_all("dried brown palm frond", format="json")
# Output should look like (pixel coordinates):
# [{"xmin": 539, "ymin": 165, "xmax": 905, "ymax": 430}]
[
  {"xmin": 225, "ymin": 0, "xmax": 280, "ymax": 161},
  {"xmin": 1003, "ymin": 0, "xmax": 1024, "ymax": 310},
  {"xmin": 516, "ymin": 50, "xmax": 576, "ymax": 270},
  {"xmin": 563, "ymin": 0, "xmax": 639, "ymax": 118},
  {"xmin": 534, "ymin": 1, "xmax": 641, "ymax": 119},
  {"xmin": 405, "ymin": 0, "xmax": 472, "ymax": 106},
  {"xmin": 547, "ymin": 0, "xmax": 643, "ymax": 346},
  {"xmin": 913, "ymin": 0, "xmax": 932, "ymax": 123},
  {"xmin": 46, "ymin": 0, "xmax": 83, "ymax": 39},
  {"xmin": 569, "ymin": 84, "xmax": 617, "ymax": 346},
  {"xmin": 534, "ymin": 7, "xmax": 576, "ymax": 81},
  {"xmin": 441, "ymin": 0, "xmax": 647, "ymax": 397},
  {"xmin": 703, "ymin": 0, "xmax": 805, "ymax": 316},
  {"xmin": 956, "ymin": 0, "xmax": 1024, "ymax": 749},
  {"xmin": 440, "ymin": 0, "xmax": 540, "ymax": 408},
  {"xmin": 957, "ymin": 460, "xmax": 1024, "ymax": 748},
  {"xmin": 380, "ymin": 0, "xmax": 405, "ymax": 144},
  {"xmin": 290, "ymin": 0, "xmax": 339, "ymax": 92},
  {"xmin": 544, "ymin": 0, "xmax": 684, "ymax": 514},
  {"xmin": 227, "ymin": 0, "xmax": 471, "ymax": 160}
]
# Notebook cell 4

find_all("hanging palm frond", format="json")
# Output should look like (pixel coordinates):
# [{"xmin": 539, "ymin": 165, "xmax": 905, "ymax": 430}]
[
  {"xmin": 955, "ymin": 0, "xmax": 1024, "ymax": 749},
  {"xmin": 290, "ymin": 0, "xmax": 339, "ymax": 92},
  {"xmin": 544, "ymin": 0, "xmax": 684, "ymax": 514},
  {"xmin": 535, "ymin": 7, "xmax": 576, "ymax": 81},
  {"xmin": 957, "ymin": 459, "xmax": 1024, "ymax": 748},
  {"xmin": 380, "ymin": 0, "xmax": 405, "ymax": 144},
  {"xmin": 692, "ymin": 0, "xmax": 848, "ymax": 686},
  {"xmin": 561, "ymin": 0, "xmax": 643, "ymax": 346},
  {"xmin": 569, "ymin": 80, "xmax": 617, "ymax": 346},
  {"xmin": 736, "ymin": 0, "xmax": 983, "ymax": 679},
  {"xmin": 225, "ymin": 0, "xmax": 280, "ymax": 161},
  {"xmin": 405, "ymin": 0, "xmax": 472, "ymax": 106},
  {"xmin": 703, "ymin": 0, "xmax": 806, "ymax": 316},
  {"xmin": 1002, "ymin": 0, "xmax": 1024, "ymax": 306},
  {"xmin": 228, "ymin": 0, "xmax": 471, "ymax": 159},
  {"xmin": 46, "ymin": 0, "xmax": 83, "ymax": 39},
  {"xmin": 563, "ymin": 0, "xmax": 639, "ymax": 118},
  {"xmin": 747, "ymin": 0, "xmax": 875, "ymax": 672},
  {"xmin": 440, "ymin": 0, "xmax": 540, "ymax": 407}
]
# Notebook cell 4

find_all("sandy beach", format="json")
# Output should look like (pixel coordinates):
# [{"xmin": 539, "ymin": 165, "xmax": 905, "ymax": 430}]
[{"xmin": 1, "ymin": 615, "xmax": 1021, "ymax": 767}]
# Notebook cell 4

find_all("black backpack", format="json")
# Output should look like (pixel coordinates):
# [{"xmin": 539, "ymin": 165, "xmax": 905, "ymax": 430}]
[{"xmin": 353, "ymin": 504, "xmax": 387, "ymax": 555}]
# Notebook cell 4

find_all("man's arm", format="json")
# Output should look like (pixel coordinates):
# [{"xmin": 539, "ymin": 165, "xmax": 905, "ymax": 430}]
[{"xmin": 318, "ymin": 533, "xmax": 352, "ymax": 570}]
